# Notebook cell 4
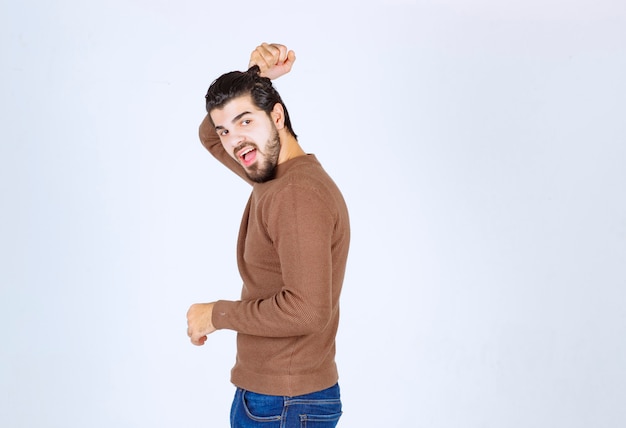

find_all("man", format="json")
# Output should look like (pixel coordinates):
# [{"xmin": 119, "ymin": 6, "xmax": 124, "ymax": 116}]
[{"xmin": 186, "ymin": 43, "xmax": 350, "ymax": 427}]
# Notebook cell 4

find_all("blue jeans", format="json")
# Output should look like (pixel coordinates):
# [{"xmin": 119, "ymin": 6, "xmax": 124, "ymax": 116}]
[{"xmin": 230, "ymin": 383, "xmax": 342, "ymax": 428}]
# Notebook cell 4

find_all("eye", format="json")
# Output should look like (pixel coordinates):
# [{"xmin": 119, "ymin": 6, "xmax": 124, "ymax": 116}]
[
  {"xmin": 218, "ymin": 129, "xmax": 229, "ymax": 136},
  {"xmin": 242, "ymin": 119, "xmax": 251, "ymax": 126}
]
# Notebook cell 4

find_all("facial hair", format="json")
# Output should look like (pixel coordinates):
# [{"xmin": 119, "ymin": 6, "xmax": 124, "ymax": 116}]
[{"xmin": 241, "ymin": 128, "xmax": 281, "ymax": 183}]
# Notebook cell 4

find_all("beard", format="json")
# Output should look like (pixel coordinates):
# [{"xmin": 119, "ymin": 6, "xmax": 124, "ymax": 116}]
[{"xmin": 242, "ymin": 128, "xmax": 281, "ymax": 183}]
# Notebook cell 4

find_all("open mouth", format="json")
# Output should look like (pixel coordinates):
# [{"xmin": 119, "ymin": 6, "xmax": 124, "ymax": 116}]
[{"xmin": 238, "ymin": 147, "xmax": 257, "ymax": 167}]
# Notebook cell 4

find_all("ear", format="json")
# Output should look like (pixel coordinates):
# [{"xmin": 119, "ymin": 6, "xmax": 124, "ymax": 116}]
[{"xmin": 270, "ymin": 103, "xmax": 286, "ymax": 130}]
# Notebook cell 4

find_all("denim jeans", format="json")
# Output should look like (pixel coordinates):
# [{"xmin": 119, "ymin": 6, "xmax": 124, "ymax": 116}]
[{"xmin": 230, "ymin": 383, "xmax": 342, "ymax": 428}]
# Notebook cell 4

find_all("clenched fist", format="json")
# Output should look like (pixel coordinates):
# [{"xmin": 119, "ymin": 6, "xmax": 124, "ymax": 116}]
[
  {"xmin": 186, "ymin": 302, "xmax": 217, "ymax": 346},
  {"xmin": 248, "ymin": 42, "xmax": 296, "ymax": 80}
]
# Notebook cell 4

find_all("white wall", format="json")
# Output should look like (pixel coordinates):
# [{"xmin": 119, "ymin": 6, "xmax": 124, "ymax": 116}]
[{"xmin": 1, "ymin": 0, "xmax": 625, "ymax": 427}]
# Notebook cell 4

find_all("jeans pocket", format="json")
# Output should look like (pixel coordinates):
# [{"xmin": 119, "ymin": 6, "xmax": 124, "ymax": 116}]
[{"xmin": 242, "ymin": 390, "xmax": 283, "ymax": 422}]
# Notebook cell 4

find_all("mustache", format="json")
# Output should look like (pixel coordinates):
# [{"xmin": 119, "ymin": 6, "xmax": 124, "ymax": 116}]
[{"xmin": 233, "ymin": 141, "xmax": 258, "ymax": 156}]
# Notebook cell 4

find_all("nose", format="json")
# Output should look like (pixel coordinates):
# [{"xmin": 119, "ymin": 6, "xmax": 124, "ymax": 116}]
[{"xmin": 223, "ymin": 131, "xmax": 244, "ymax": 150}]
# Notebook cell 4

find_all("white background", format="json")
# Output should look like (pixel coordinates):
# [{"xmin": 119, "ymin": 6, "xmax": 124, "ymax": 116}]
[{"xmin": 1, "ymin": 0, "xmax": 625, "ymax": 427}]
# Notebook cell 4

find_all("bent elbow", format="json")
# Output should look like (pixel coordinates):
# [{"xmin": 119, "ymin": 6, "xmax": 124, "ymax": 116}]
[{"xmin": 300, "ymin": 307, "xmax": 332, "ymax": 334}]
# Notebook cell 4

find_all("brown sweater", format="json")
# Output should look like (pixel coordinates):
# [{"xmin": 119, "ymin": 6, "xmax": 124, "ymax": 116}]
[{"xmin": 199, "ymin": 115, "xmax": 350, "ymax": 396}]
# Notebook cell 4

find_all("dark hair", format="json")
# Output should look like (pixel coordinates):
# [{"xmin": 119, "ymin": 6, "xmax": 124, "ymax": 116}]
[{"xmin": 204, "ymin": 65, "xmax": 297, "ymax": 139}]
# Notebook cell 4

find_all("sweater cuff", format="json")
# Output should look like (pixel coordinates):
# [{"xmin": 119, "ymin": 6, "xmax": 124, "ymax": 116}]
[{"xmin": 212, "ymin": 300, "xmax": 233, "ymax": 330}]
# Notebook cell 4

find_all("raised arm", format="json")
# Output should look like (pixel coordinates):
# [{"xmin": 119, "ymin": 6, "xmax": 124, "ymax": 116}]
[{"xmin": 199, "ymin": 43, "xmax": 296, "ymax": 183}]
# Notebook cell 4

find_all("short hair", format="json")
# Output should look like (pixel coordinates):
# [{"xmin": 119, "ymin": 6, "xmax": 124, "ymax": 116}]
[{"xmin": 204, "ymin": 65, "xmax": 297, "ymax": 139}]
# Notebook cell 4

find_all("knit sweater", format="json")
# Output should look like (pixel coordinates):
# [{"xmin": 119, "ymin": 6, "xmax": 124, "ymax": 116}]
[{"xmin": 199, "ymin": 114, "xmax": 350, "ymax": 396}]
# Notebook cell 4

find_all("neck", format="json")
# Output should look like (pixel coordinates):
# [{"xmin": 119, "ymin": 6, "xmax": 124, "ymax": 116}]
[{"xmin": 277, "ymin": 132, "xmax": 306, "ymax": 165}]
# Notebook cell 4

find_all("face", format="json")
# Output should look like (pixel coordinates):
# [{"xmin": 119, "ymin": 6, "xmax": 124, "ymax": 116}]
[{"xmin": 210, "ymin": 95, "xmax": 281, "ymax": 183}]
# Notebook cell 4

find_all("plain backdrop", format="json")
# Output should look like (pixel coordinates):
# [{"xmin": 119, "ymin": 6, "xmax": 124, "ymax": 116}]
[{"xmin": 1, "ymin": 0, "xmax": 625, "ymax": 427}]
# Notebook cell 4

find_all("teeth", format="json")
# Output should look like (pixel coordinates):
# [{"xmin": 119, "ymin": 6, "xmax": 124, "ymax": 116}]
[{"xmin": 240, "ymin": 147, "xmax": 255, "ymax": 159}]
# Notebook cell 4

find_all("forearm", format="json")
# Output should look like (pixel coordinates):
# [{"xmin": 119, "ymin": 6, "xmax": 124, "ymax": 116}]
[{"xmin": 212, "ymin": 289, "xmax": 333, "ymax": 338}]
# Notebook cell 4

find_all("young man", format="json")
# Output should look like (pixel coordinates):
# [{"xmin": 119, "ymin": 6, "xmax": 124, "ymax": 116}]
[{"xmin": 186, "ymin": 43, "xmax": 350, "ymax": 427}]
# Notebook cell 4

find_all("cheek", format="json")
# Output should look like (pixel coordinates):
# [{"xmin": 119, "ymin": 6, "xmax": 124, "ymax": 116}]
[{"xmin": 220, "ymin": 141, "xmax": 235, "ymax": 159}]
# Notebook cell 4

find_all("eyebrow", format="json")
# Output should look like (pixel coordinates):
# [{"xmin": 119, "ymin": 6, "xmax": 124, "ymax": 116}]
[{"xmin": 214, "ymin": 111, "xmax": 252, "ymax": 130}]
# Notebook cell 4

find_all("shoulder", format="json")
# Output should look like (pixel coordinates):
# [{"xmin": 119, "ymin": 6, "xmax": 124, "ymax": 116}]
[
  {"xmin": 266, "ymin": 165, "xmax": 344, "ymax": 221},
  {"xmin": 281, "ymin": 159, "xmax": 340, "ymax": 202},
  {"xmin": 253, "ymin": 155, "xmax": 345, "ymax": 208}
]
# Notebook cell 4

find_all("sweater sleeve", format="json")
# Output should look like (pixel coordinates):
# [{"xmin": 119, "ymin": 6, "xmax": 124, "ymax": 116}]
[
  {"xmin": 198, "ymin": 114, "xmax": 254, "ymax": 185},
  {"xmin": 212, "ymin": 183, "xmax": 336, "ymax": 337}
]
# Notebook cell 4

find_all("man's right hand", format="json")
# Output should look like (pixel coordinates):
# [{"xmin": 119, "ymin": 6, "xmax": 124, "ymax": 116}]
[{"xmin": 248, "ymin": 42, "xmax": 296, "ymax": 80}]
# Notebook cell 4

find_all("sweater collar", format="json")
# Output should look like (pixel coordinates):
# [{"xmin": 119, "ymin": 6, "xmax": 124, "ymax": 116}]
[{"xmin": 270, "ymin": 154, "xmax": 319, "ymax": 180}]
